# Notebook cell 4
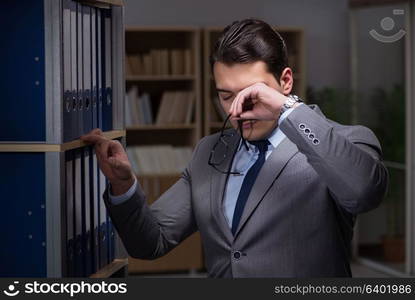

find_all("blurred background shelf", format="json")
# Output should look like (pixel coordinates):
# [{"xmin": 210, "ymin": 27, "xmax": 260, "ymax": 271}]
[{"xmin": 124, "ymin": 26, "xmax": 204, "ymax": 274}]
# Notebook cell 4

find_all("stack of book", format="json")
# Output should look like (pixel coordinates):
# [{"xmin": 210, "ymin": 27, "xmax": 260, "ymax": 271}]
[
  {"xmin": 125, "ymin": 88, "xmax": 194, "ymax": 126},
  {"xmin": 126, "ymin": 48, "xmax": 193, "ymax": 76},
  {"xmin": 127, "ymin": 145, "xmax": 193, "ymax": 175},
  {"xmin": 125, "ymin": 86, "xmax": 153, "ymax": 126},
  {"xmin": 155, "ymin": 91, "xmax": 194, "ymax": 125}
]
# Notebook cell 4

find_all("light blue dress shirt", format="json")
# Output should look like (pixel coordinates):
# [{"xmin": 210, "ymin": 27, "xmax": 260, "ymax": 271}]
[
  {"xmin": 109, "ymin": 105, "xmax": 301, "ymax": 220},
  {"xmin": 221, "ymin": 107, "xmax": 297, "ymax": 227}
]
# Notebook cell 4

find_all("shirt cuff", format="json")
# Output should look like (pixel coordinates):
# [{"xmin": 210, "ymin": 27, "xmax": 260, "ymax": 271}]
[
  {"xmin": 108, "ymin": 178, "xmax": 138, "ymax": 205},
  {"xmin": 278, "ymin": 102, "xmax": 303, "ymax": 126}
]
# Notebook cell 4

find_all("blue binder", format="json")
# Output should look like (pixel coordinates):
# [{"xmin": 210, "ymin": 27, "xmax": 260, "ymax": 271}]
[
  {"xmin": 0, "ymin": 0, "xmax": 45, "ymax": 141},
  {"xmin": 70, "ymin": 0, "xmax": 78, "ymax": 141},
  {"xmin": 82, "ymin": 4, "xmax": 93, "ymax": 135},
  {"xmin": 91, "ymin": 7, "xmax": 98, "ymax": 130},
  {"xmin": 76, "ymin": 2, "xmax": 84, "ymax": 139},
  {"xmin": 65, "ymin": 150, "xmax": 75, "ymax": 277},
  {"xmin": 102, "ymin": 8, "xmax": 113, "ymax": 131},
  {"xmin": 82, "ymin": 147, "xmax": 93, "ymax": 276},
  {"xmin": 74, "ymin": 149, "xmax": 84, "ymax": 277},
  {"xmin": 96, "ymin": 8, "xmax": 103, "ymax": 130},
  {"xmin": 63, "ymin": 0, "xmax": 73, "ymax": 142},
  {"xmin": 0, "ymin": 152, "xmax": 47, "ymax": 276},
  {"xmin": 90, "ymin": 148, "xmax": 100, "ymax": 273},
  {"xmin": 98, "ymin": 169, "xmax": 109, "ymax": 268},
  {"xmin": 107, "ymin": 216, "xmax": 115, "ymax": 263}
]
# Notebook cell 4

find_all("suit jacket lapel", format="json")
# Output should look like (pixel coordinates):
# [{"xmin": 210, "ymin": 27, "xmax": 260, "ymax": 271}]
[
  {"xmin": 210, "ymin": 129, "xmax": 240, "ymax": 242},
  {"xmin": 233, "ymin": 136, "xmax": 299, "ymax": 238}
]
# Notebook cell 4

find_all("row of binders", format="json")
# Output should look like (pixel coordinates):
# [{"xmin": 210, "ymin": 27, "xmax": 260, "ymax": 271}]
[
  {"xmin": 65, "ymin": 146, "xmax": 115, "ymax": 277},
  {"xmin": 62, "ymin": 0, "xmax": 113, "ymax": 142}
]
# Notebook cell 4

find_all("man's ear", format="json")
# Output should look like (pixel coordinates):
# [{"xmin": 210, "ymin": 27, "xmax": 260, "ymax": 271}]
[{"xmin": 279, "ymin": 67, "xmax": 293, "ymax": 95}]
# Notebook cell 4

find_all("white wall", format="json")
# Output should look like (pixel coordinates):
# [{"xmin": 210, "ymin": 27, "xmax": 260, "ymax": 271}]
[{"xmin": 124, "ymin": 0, "xmax": 351, "ymax": 89}]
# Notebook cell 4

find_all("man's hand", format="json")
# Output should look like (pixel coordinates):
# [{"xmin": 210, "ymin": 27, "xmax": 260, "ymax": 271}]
[
  {"xmin": 81, "ymin": 129, "xmax": 135, "ymax": 196},
  {"xmin": 228, "ymin": 82, "xmax": 289, "ymax": 121}
]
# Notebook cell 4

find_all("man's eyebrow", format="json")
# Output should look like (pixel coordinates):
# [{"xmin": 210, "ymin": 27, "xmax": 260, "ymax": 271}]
[{"xmin": 216, "ymin": 88, "xmax": 233, "ymax": 93}]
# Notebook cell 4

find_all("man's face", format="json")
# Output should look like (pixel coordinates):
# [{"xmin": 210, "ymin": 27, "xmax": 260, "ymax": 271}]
[{"xmin": 213, "ymin": 61, "xmax": 287, "ymax": 141}]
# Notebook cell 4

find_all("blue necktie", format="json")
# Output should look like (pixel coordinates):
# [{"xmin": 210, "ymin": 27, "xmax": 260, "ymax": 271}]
[{"xmin": 231, "ymin": 139, "xmax": 270, "ymax": 235}]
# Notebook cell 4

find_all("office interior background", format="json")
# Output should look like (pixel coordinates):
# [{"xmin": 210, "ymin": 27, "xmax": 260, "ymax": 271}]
[
  {"xmin": 1, "ymin": 0, "xmax": 414, "ymax": 278},
  {"xmin": 123, "ymin": 0, "xmax": 415, "ymax": 278}
]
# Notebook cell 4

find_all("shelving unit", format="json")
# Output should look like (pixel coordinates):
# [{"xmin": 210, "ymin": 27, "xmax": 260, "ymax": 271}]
[
  {"xmin": 0, "ymin": 0, "xmax": 127, "ymax": 277},
  {"xmin": 202, "ymin": 26, "xmax": 306, "ymax": 136},
  {"xmin": 124, "ymin": 26, "xmax": 204, "ymax": 274},
  {"xmin": 125, "ymin": 26, "xmax": 202, "ymax": 146}
]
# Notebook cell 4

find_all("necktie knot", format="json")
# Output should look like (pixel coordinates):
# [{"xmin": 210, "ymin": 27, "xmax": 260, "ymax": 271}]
[{"xmin": 249, "ymin": 140, "xmax": 270, "ymax": 154}]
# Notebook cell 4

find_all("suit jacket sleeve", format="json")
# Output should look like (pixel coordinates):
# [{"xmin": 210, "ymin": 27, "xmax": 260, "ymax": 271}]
[
  {"xmin": 279, "ymin": 104, "xmax": 389, "ymax": 215},
  {"xmin": 103, "ymin": 138, "xmax": 206, "ymax": 260}
]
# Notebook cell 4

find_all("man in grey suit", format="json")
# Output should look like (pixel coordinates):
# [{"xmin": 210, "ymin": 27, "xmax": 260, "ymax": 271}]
[{"xmin": 82, "ymin": 19, "xmax": 388, "ymax": 277}]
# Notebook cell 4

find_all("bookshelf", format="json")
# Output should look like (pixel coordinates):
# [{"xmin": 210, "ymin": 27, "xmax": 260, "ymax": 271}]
[
  {"xmin": 203, "ymin": 26, "xmax": 306, "ymax": 135},
  {"xmin": 124, "ymin": 26, "xmax": 204, "ymax": 273},
  {"xmin": 0, "ymin": 0, "xmax": 127, "ymax": 277},
  {"xmin": 125, "ymin": 26, "xmax": 202, "ymax": 146}
]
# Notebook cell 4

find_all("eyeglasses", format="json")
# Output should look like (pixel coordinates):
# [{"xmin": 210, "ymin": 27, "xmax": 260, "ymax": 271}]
[{"xmin": 208, "ymin": 114, "xmax": 248, "ymax": 175}]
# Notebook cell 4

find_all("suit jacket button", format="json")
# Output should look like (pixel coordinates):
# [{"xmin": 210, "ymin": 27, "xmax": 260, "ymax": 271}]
[{"xmin": 233, "ymin": 251, "xmax": 242, "ymax": 259}]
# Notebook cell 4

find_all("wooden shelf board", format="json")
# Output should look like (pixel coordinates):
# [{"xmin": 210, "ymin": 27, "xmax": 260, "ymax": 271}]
[
  {"xmin": 126, "ymin": 75, "xmax": 195, "ymax": 81},
  {"xmin": 89, "ymin": 258, "xmax": 128, "ymax": 278},
  {"xmin": 0, "ymin": 130, "xmax": 126, "ymax": 152},
  {"xmin": 127, "ymin": 124, "xmax": 195, "ymax": 130},
  {"xmin": 61, "ymin": 130, "xmax": 126, "ymax": 151}
]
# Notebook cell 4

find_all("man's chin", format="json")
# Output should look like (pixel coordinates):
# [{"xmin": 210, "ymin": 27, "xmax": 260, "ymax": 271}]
[{"xmin": 242, "ymin": 129, "xmax": 262, "ymax": 141}]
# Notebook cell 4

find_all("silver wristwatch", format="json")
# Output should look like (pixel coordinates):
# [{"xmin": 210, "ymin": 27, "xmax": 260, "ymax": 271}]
[{"xmin": 280, "ymin": 94, "xmax": 302, "ymax": 116}]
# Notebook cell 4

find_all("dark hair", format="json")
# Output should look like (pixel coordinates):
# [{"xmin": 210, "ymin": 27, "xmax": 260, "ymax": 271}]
[{"xmin": 210, "ymin": 19, "xmax": 288, "ymax": 81}]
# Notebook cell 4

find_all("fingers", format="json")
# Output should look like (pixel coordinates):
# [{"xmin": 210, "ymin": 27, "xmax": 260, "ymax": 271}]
[
  {"xmin": 80, "ymin": 133, "xmax": 106, "ymax": 144},
  {"xmin": 96, "ymin": 140, "xmax": 127, "ymax": 165},
  {"xmin": 94, "ymin": 139, "xmax": 111, "ymax": 164},
  {"xmin": 239, "ymin": 111, "xmax": 256, "ymax": 120},
  {"xmin": 230, "ymin": 87, "xmax": 253, "ymax": 120},
  {"xmin": 80, "ymin": 128, "xmax": 105, "ymax": 144},
  {"xmin": 90, "ymin": 128, "xmax": 103, "ymax": 136}
]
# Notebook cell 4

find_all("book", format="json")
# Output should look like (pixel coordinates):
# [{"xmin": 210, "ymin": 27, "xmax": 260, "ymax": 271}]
[
  {"xmin": 184, "ymin": 49, "xmax": 192, "ymax": 75},
  {"xmin": 185, "ymin": 91, "xmax": 194, "ymax": 124},
  {"xmin": 213, "ymin": 96, "xmax": 228, "ymax": 121}
]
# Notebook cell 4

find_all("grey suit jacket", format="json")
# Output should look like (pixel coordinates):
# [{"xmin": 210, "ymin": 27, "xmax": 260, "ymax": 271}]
[{"xmin": 104, "ymin": 104, "xmax": 388, "ymax": 277}]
